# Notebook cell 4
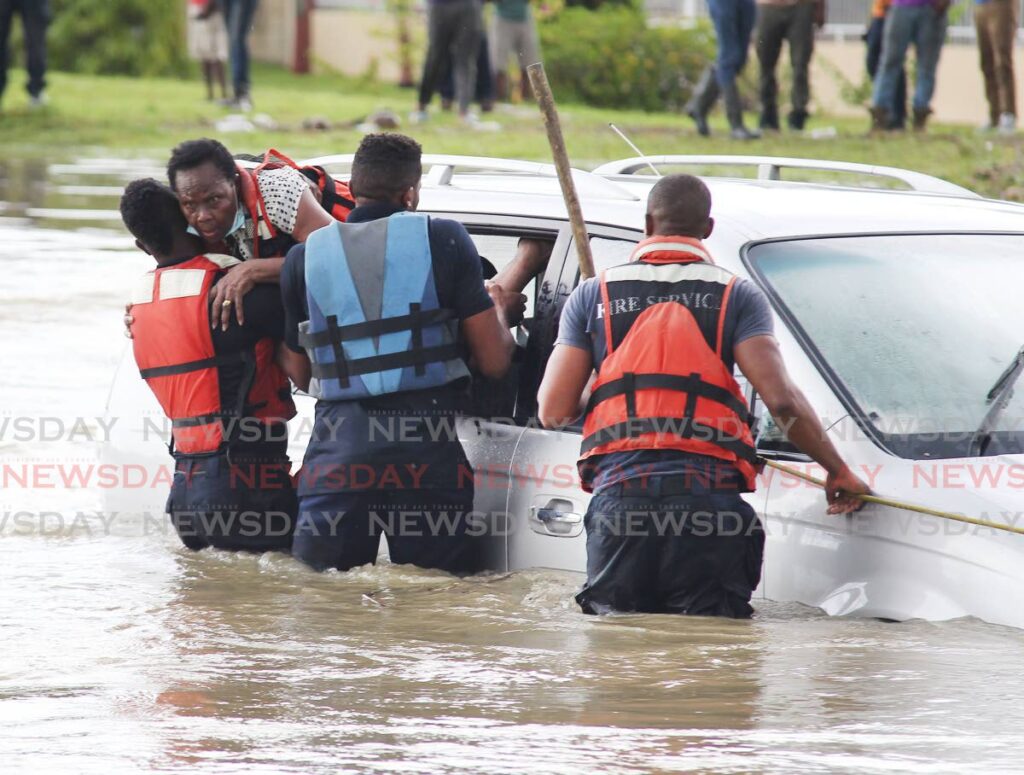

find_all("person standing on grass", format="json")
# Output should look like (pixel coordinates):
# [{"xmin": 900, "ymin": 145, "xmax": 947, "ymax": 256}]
[
  {"xmin": 755, "ymin": 0, "xmax": 824, "ymax": 132},
  {"xmin": 491, "ymin": 0, "xmax": 542, "ymax": 103},
  {"xmin": 869, "ymin": 0, "xmax": 949, "ymax": 133},
  {"xmin": 864, "ymin": 0, "xmax": 907, "ymax": 130},
  {"xmin": 411, "ymin": 0, "xmax": 486, "ymax": 128},
  {"xmin": 685, "ymin": 0, "xmax": 760, "ymax": 140},
  {"xmin": 188, "ymin": 0, "xmax": 229, "ymax": 103},
  {"xmin": 974, "ymin": 0, "xmax": 1017, "ymax": 135},
  {"xmin": 0, "ymin": 0, "xmax": 50, "ymax": 110},
  {"xmin": 221, "ymin": 0, "xmax": 259, "ymax": 110}
]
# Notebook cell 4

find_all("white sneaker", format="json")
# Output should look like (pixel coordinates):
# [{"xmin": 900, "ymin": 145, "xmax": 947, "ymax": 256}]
[
  {"xmin": 408, "ymin": 109, "xmax": 429, "ymax": 125},
  {"xmin": 998, "ymin": 112, "xmax": 1017, "ymax": 135},
  {"xmin": 236, "ymin": 95, "xmax": 253, "ymax": 112},
  {"xmin": 461, "ymin": 112, "xmax": 500, "ymax": 132},
  {"xmin": 29, "ymin": 91, "xmax": 47, "ymax": 108}
]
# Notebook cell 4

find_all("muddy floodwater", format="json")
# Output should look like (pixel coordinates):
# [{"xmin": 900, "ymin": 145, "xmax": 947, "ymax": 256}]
[{"xmin": 3, "ymin": 156, "xmax": 1024, "ymax": 774}]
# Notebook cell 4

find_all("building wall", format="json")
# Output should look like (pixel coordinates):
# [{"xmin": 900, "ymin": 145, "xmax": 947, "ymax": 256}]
[
  {"xmin": 251, "ymin": 0, "xmax": 298, "ymax": 69},
  {"xmin": 308, "ymin": 8, "xmax": 418, "ymax": 82},
  {"xmin": 255, "ymin": 5, "xmax": 1014, "ymax": 126},
  {"xmin": 812, "ymin": 40, "xmax": 1017, "ymax": 125}
]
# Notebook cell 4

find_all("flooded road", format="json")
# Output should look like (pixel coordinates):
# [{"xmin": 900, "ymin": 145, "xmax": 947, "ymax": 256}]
[{"xmin": 3, "ymin": 156, "xmax": 1024, "ymax": 774}]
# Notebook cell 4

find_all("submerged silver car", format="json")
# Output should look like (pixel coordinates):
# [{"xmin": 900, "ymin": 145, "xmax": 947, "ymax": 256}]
[{"xmin": 107, "ymin": 154, "xmax": 1024, "ymax": 629}]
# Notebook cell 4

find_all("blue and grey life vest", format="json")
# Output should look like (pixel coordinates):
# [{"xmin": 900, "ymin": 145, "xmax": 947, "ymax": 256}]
[{"xmin": 297, "ymin": 212, "xmax": 471, "ymax": 401}]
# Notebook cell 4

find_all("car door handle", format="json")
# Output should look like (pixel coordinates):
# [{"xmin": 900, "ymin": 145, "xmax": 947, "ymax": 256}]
[{"xmin": 529, "ymin": 503, "xmax": 584, "ymax": 538}]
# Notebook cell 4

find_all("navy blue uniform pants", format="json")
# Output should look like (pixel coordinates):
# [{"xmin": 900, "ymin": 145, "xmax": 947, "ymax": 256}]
[
  {"xmin": 0, "ymin": 0, "xmax": 49, "ymax": 102},
  {"xmin": 293, "ymin": 486, "xmax": 477, "ymax": 575},
  {"xmin": 167, "ymin": 453, "xmax": 297, "ymax": 554},
  {"xmin": 576, "ymin": 476, "xmax": 765, "ymax": 618}
]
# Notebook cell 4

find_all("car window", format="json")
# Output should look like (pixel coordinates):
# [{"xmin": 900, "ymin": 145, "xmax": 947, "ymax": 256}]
[
  {"xmin": 462, "ymin": 230, "xmax": 560, "ymax": 426},
  {"xmin": 590, "ymin": 236, "xmax": 637, "ymax": 276},
  {"xmin": 748, "ymin": 234, "xmax": 1024, "ymax": 458}
]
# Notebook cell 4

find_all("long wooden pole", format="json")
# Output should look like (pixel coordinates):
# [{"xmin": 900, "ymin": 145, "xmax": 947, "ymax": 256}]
[
  {"xmin": 526, "ymin": 63, "xmax": 595, "ymax": 280},
  {"xmin": 762, "ymin": 459, "xmax": 1024, "ymax": 537}
]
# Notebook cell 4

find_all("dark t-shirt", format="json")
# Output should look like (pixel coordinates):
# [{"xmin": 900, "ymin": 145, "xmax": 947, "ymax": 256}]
[
  {"xmin": 279, "ymin": 202, "xmax": 494, "ymax": 495},
  {"xmin": 556, "ymin": 265, "xmax": 775, "ymax": 492},
  {"xmin": 208, "ymin": 279, "xmax": 289, "ymax": 457}
]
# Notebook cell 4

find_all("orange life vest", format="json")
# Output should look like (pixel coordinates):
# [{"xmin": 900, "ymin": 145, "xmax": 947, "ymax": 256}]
[
  {"xmin": 130, "ymin": 254, "xmax": 297, "ymax": 456},
  {"xmin": 237, "ymin": 149, "xmax": 355, "ymax": 259},
  {"xmin": 579, "ymin": 236, "xmax": 759, "ymax": 492}
]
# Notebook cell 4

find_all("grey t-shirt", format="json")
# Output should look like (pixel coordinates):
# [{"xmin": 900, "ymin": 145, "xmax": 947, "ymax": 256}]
[
  {"xmin": 556, "ymin": 274, "xmax": 774, "ymax": 372},
  {"xmin": 555, "ymin": 270, "xmax": 775, "ymax": 492}
]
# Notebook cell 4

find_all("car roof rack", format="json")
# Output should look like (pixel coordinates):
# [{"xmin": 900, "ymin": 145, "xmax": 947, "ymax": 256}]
[
  {"xmin": 301, "ymin": 153, "xmax": 640, "ymax": 201},
  {"xmin": 591, "ymin": 155, "xmax": 979, "ymax": 198}
]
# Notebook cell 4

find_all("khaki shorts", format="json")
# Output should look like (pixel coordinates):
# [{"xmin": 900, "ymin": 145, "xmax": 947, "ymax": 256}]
[
  {"xmin": 187, "ymin": 12, "xmax": 228, "ymax": 62},
  {"xmin": 491, "ymin": 11, "xmax": 541, "ymax": 72}
]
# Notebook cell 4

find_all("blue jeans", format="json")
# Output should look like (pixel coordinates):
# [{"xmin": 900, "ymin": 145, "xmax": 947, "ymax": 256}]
[
  {"xmin": 872, "ymin": 4, "xmax": 947, "ymax": 112},
  {"xmin": 575, "ymin": 475, "xmax": 765, "ymax": 617},
  {"xmin": 166, "ymin": 453, "xmax": 297, "ymax": 553},
  {"xmin": 865, "ymin": 15, "xmax": 907, "ymax": 128},
  {"xmin": 222, "ymin": 0, "xmax": 259, "ymax": 99},
  {"xmin": 707, "ymin": 0, "xmax": 757, "ymax": 87}
]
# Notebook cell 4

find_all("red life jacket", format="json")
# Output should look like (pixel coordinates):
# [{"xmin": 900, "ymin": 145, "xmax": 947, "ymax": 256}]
[
  {"xmin": 237, "ymin": 149, "xmax": 354, "ymax": 259},
  {"xmin": 130, "ymin": 254, "xmax": 297, "ymax": 456},
  {"xmin": 579, "ymin": 236, "xmax": 759, "ymax": 492}
]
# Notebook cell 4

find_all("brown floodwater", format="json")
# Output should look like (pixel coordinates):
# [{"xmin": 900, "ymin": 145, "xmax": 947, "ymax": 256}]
[{"xmin": 3, "ymin": 156, "xmax": 1024, "ymax": 774}]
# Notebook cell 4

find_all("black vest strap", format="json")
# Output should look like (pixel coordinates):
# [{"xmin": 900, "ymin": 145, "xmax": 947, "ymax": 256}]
[
  {"xmin": 311, "ymin": 343, "xmax": 462, "ymax": 382},
  {"xmin": 581, "ymin": 416, "xmax": 759, "ymax": 464},
  {"xmin": 586, "ymin": 372, "xmax": 751, "ymax": 425},
  {"xmin": 297, "ymin": 307, "xmax": 456, "ymax": 348},
  {"xmin": 139, "ymin": 351, "xmax": 246, "ymax": 380}
]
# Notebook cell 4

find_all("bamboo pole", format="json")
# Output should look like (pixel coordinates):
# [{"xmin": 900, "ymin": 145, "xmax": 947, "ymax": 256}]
[
  {"xmin": 762, "ymin": 459, "xmax": 1024, "ymax": 537},
  {"xmin": 526, "ymin": 63, "xmax": 595, "ymax": 280}
]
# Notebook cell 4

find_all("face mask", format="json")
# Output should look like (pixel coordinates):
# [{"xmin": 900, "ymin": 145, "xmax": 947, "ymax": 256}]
[{"xmin": 187, "ymin": 205, "xmax": 246, "ymax": 239}]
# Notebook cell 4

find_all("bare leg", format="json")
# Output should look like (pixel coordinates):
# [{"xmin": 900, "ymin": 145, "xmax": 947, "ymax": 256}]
[
  {"xmin": 212, "ymin": 60, "xmax": 228, "ymax": 100},
  {"xmin": 202, "ymin": 60, "xmax": 214, "ymax": 100}
]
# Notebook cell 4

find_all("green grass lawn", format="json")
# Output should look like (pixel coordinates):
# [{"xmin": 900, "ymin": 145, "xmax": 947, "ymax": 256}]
[{"xmin": 3, "ymin": 63, "xmax": 1024, "ymax": 200}]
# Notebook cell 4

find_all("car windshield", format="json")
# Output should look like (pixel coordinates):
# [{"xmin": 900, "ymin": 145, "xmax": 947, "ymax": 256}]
[{"xmin": 748, "ymin": 234, "xmax": 1024, "ymax": 459}]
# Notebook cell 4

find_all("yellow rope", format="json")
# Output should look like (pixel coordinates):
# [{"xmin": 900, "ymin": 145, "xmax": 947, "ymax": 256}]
[{"xmin": 761, "ymin": 458, "xmax": 1024, "ymax": 537}]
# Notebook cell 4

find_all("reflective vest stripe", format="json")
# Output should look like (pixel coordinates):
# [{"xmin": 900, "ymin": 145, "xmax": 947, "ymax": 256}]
[{"xmin": 716, "ymin": 276, "xmax": 736, "ymax": 359}]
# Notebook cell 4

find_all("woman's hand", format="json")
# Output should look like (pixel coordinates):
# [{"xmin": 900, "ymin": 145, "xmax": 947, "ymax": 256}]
[
  {"xmin": 209, "ymin": 261, "xmax": 260, "ymax": 330},
  {"xmin": 123, "ymin": 302, "xmax": 135, "ymax": 339}
]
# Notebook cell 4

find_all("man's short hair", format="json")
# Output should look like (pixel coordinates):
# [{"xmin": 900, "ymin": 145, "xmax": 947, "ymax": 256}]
[
  {"xmin": 120, "ymin": 178, "xmax": 188, "ymax": 256},
  {"xmin": 647, "ymin": 174, "xmax": 712, "ymax": 238},
  {"xmin": 349, "ymin": 133, "xmax": 422, "ymax": 201},
  {"xmin": 167, "ymin": 138, "xmax": 237, "ymax": 190}
]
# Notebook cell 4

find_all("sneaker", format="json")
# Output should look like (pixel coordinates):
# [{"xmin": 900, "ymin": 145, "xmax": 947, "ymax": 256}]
[
  {"xmin": 236, "ymin": 95, "xmax": 253, "ymax": 112},
  {"xmin": 408, "ymin": 109, "xmax": 429, "ymax": 125},
  {"xmin": 730, "ymin": 126, "xmax": 761, "ymax": 141},
  {"xmin": 461, "ymin": 112, "xmax": 500, "ymax": 131},
  {"xmin": 28, "ymin": 91, "xmax": 47, "ymax": 108},
  {"xmin": 998, "ymin": 112, "xmax": 1017, "ymax": 135}
]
